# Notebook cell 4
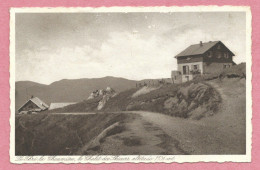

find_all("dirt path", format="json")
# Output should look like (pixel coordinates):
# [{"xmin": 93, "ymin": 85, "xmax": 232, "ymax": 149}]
[
  {"xmin": 137, "ymin": 79, "xmax": 245, "ymax": 155},
  {"xmin": 205, "ymin": 78, "xmax": 246, "ymax": 154},
  {"xmin": 86, "ymin": 113, "xmax": 188, "ymax": 155},
  {"xmin": 80, "ymin": 78, "xmax": 246, "ymax": 155},
  {"xmin": 50, "ymin": 112, "xmax": 96, "ymax": 115}
]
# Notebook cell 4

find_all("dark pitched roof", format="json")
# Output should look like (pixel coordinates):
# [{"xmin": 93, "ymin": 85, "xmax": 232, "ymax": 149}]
[
  {"xmin": 18, "ymin": 97, "xmax": 49, "ymax": 111},
  {"xmin": 175, "ymin": 41, "xmax": 234, "ymax": 58}
]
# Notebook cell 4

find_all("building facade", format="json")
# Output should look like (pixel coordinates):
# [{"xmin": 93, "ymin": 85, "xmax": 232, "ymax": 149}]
[{"xmin": 172, "ymin": 41, "xmax": 235, "ymax": 83}]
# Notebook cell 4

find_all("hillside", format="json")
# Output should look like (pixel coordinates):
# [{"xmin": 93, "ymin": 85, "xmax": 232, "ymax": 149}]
[
  {"xmin": 15, "ymin": 63, "xmax": 246, "ymax": 155},
  {"xmin": 15, "ymin": 76, "xmax": 139, "ymax": 112},
  {"xmin": 15, "ymin": 112, "xmax": 128, "ymax": 155},
  {"xmin": 15, "ymin": 77, "xmax": 246, "ymax": 155},
  {"xmin": 15, "ymin": 76, "xmax": 173, "ymax": 113},
  {"xmin": 49, "ymin": 63, "xmax": 245, "ymax": 119},
  {"xmin": 51, "ymin": 80, "xmax": 221, "ymax": 120}
]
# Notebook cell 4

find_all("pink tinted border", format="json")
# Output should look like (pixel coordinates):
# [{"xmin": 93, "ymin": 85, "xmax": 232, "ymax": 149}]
[{"xmin": 0, "ymin": 0, "xmax": 259, "ymax": 169}]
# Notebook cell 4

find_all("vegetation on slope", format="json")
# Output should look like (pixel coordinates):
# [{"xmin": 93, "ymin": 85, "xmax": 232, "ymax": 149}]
[
  {"xmin": 51, "ymin": 81, "xmax": 221, "ymax": 119},
  {"xmin": 15, "ymin": 113, "xmax": 128, "ymax": 155},
  {"xmin": 50, "ymin": 63, "xmax": 245, "ymax": 119},
  {"xmin": 103, "ymin": 82, "xmax": 221, "ymax": 119},
  {"xmin": 15, "ymin": 63, "xmax": 246, "ymax": 155}
]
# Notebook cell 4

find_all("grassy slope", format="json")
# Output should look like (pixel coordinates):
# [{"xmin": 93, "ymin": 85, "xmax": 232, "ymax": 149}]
[
  {"xmin": 97, "ymin": 81, "xmax": 220, "ymax": 119},
  {"xmin": 72, "ymin": 77, "xmax": 246, "ymax": 155},
  {"xmin": 201, "ymin": 78, "xmax": 246, "ymax": 154},
  {"xmin": 52, "ymin": 82, "xmax": 220, "ymax": 119},
  {"xmin": 16, "ymin": 77, "xmax": 246, "ymax": 155},
  {"xmin": 156, "ymin": 78, "xmax": 246, "ymax": 154},
  {"xmin": 96, "ymin": 76, "xmax": 246, "ymax": 155},
  {"xmin": 105, "ymin": 63, "xmax": 246, "ymax": 118},
  {"xmin": 15, "ymin": 113, "xmax": 128, "ymax": 155},
  {"xmin": 51, "ymin": 63, "xmax": 245, "ymax": 120},
  {"xmin": 16, "ymin": 63, "xmax": 246, "ymax": 155}
]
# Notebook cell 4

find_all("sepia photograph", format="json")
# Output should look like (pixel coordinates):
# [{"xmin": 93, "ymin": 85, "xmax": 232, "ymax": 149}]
[{"xmin": 10, "ymin": 7, "xmax": 252, "ymax": 163}]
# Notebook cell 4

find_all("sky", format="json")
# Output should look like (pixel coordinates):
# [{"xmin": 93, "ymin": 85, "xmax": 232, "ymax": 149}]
[{"xmin": 15, "ymin": 12, "xmax": 246, "ymax": 84}]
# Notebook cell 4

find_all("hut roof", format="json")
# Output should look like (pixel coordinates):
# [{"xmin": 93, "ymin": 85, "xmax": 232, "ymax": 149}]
[
  {"xmin": 175, "ymin": 41, "xmax": 235, "ymax": 58},
  {"xmin": 18, "ymin": 97, "xmax": 49, "ymax": 112}
]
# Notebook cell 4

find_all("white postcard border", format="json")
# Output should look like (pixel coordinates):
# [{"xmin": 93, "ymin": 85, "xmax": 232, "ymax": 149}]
[{"xmin": 9, "ymin": 6, "xmax": 252, "ymax": 163}]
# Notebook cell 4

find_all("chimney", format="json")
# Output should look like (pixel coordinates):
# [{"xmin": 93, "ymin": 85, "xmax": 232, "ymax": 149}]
[
  {"xmin": 31, "ymin": 95, "xmax": 34, "ymax": 99},
  {"xmin": 200, "ymin": 41, "xmax": 203, "ymax": 46}
]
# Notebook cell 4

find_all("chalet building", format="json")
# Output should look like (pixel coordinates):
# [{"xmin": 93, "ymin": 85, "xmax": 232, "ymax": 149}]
[
  {"xmin": 171, "ymin": 41, "xmax": 236, "ymax": 83},
  {"xmin": 18, "ymin": 96, "xmax": 49, "ymax": 114}
]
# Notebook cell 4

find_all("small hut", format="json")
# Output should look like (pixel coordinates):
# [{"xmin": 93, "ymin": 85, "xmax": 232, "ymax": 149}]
[{"xmin": 18, "ymin": 97, "xmax": 49, "ymax": 114}]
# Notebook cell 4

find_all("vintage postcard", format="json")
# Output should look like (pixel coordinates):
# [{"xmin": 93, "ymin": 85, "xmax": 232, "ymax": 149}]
[{"xmin": 9, "ymin": 6, "xmax": 252, "ymax": 163}]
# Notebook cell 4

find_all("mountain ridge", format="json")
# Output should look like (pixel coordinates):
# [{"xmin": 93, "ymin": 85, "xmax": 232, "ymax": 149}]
[{"xmin": 15, "ymin": 76, "xmax": 143, "ymax": 112}]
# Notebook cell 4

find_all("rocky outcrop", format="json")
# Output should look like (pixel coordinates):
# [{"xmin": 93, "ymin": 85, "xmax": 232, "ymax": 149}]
[
  {"xmin": 88, "ymin": 87, "xmax": 116, "ymax": 100},
  {"xmin": 97, "ymin": 93, "xmax": 117, "ymax": 110},
  {"xmin": 163, "ymin": 82, "xmax": 220, "ymax": 119},
  {"xmin": 125, "ymin": 82, "xmax": 221, "ymax": 119},
  {"xmin": 88, "ymin": 87, "xmax": 117, "ymax": 110}
]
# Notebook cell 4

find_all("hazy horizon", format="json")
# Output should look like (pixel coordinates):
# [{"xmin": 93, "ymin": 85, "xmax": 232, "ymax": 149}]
[
  {"xmin": 15, "ymin": 75, "xmax": 175, "ymax": 85},
  {"xmin": 16, "ymin": 12, "xmax": 246, "ymax": 84}
]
